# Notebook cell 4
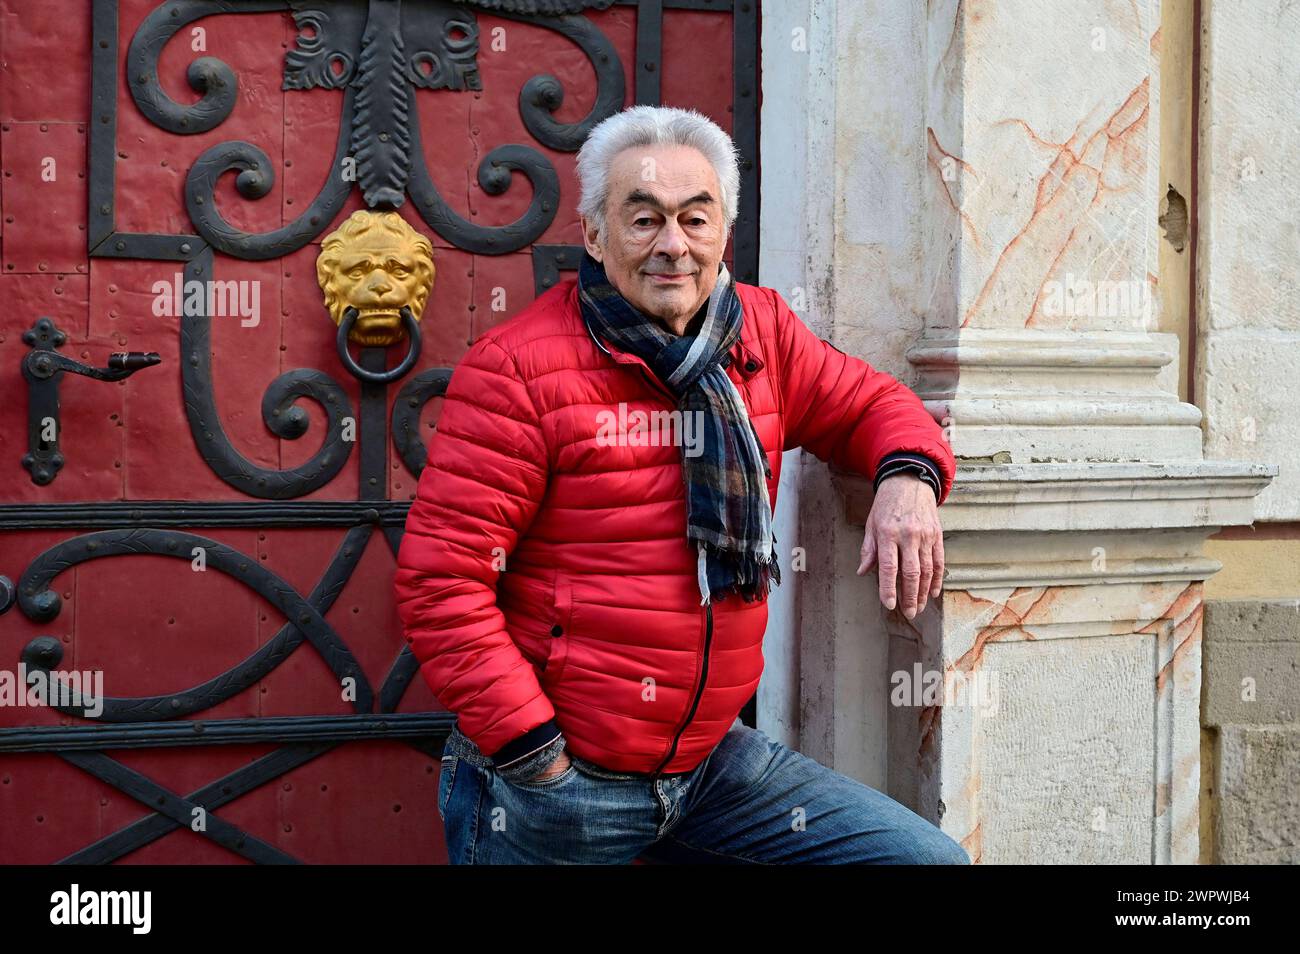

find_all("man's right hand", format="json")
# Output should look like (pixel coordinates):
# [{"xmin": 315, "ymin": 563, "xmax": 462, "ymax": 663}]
[{"xmin": 527, "ymin": 750, "xmax": 572, "ymax": 782}]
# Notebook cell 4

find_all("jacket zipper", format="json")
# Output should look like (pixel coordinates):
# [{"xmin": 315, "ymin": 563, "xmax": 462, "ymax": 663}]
[
  {"xmin": 650, "ymin": 601, "xmax": 713, "ymax": 779},
  {"xmin": 586, "ymin": 323, "xmax": 731, "ymax": 778}
]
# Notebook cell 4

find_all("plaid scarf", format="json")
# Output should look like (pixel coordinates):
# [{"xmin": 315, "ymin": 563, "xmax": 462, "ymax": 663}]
[{"xmin": 577, "ymin": 250, "xmax": 781, "ymax": 605}]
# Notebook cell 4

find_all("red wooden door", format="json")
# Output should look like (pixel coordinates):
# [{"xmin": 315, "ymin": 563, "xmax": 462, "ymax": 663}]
[{"xmin": 0, "ymin": 0, "xmax": 758, "ymax": 863}]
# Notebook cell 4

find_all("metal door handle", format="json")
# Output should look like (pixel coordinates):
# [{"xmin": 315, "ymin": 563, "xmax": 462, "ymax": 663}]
[{"xmin": 20, "ymin": 317, "xmax": 162, "ymax": 485}]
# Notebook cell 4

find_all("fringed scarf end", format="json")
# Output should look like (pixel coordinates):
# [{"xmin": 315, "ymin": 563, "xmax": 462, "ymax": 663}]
[{"xmin": 696, "ymin": 538, "xmax": 782, "ymax": 605}]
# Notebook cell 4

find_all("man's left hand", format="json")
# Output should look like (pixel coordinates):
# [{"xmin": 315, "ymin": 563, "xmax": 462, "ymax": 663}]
[{"xmin": 855, "ymin": 474, "xmax": 944, "ymax": 619}]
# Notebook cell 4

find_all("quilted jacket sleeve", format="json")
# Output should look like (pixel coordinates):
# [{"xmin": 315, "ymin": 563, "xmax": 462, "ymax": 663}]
[
  {"xmin": 393, "ymin": 334, "xmax": 565, "ymax": 779},
  {"xmin": 771, "ymin": 287, "xmax": 956, "ymax": 505}
]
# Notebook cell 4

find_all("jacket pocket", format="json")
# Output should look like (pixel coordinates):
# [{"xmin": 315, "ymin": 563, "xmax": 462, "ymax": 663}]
[{"xmin": 544, "ymin": 574, "xmax": 574, "ymax": 682}]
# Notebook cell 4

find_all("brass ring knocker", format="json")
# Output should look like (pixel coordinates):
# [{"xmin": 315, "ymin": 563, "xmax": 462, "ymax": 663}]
[{"xmin": 336, "ymin": 305, "xmax": 422, "ymax": 384}]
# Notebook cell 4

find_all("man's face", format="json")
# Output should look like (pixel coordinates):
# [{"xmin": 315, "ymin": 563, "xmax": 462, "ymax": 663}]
[{"xmin": 581, "ymin": 144, "xmax": 728, "ymax": 329}]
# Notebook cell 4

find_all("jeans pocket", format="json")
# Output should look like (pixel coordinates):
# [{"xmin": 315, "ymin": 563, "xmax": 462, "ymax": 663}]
[
  {"xmin": 503, "ymin": 759, "xmax": 580, "ymax": 791},
  {"xmin": 437, "ymin": 755, "xmax": 458, "ymax": 821}
]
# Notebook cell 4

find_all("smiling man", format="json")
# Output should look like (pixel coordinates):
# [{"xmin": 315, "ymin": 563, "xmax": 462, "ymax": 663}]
[{"xmin": 394, "ymin": 105, "xmax": 967, "ymax": 865}]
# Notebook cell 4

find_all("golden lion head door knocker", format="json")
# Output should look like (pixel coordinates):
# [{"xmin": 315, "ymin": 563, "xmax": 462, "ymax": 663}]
[{"xmin": 317, "ymin": 210, "xmax": 435, "ymax": 383}]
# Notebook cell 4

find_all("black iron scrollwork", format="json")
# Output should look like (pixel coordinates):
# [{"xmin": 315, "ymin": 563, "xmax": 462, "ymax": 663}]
[
  {"xmin": 16, "ymin": 527, "xmax": 376, "ymax": 719},
  {"xmin": 283, "ymin": 1, "xmax": 369, "ymax": 89},
  {"xmin": 392, "ymin": 366, "xmax": 453, "ymax": 476},
  {"xmin": 20, "ymin": 318, "xmax": 161, "ymax": 485},
  {"xmin": 179, "ymin": 252, "xmax": 357, "ymax": 499},
  {"xmin": 131, "ymin": 0, "xmax": 624, "ymax": 257},
  {"xmin": 407, "ymin": 136, "xmax": 562, "ymax": 253},
  {"xmin": 286, "ymin": 0, "xmax": 482, "ymax": 92},
  {"xmin": 498, "ymin": 10, "xmax": 626, "ymax": 151},
  {"xmin": 185, "ymin": 87, "xmax": 358, "ymax": 261},
  {"xmin": 406, "ymin": 4, "xmax": 480, "ymax": 89},
  {"xmin": 451, "ymin": 0, "xmax": 616, "ymax": 13},
  {"xmin": 111, "ymin": 0, "xmax": 627, "ymax": 501},
  {"xmin": 0, "ymin": 576, "xmax": 14, "ymax": 616},
  {"xmin": 126, "ymin": 0, "xmax": 287, "ymax": 134},
  {"xmin": 350, "ymin": 0, "xmax": 411, "ymax": 208}
]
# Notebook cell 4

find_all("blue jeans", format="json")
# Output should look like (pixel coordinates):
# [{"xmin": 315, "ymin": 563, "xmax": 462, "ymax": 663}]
[{"xmin": 438, "ymin": 718, "xmax": 971, "ymax": 865}]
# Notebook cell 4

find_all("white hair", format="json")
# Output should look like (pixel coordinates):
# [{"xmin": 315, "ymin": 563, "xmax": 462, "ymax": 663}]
[{"xmin": 575, "ymin": 105, "xmax": 741, "ymax": 243}]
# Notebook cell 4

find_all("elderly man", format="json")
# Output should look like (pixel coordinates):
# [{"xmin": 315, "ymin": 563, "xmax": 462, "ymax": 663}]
[{"xmin": 394, "ymin": 105, "xmax": 966, "ymax": 865}]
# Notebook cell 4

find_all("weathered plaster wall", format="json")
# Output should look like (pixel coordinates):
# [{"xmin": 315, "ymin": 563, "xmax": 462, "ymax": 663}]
[{"xmin": 1197, "ymin": 0, "xmax": 1300, "ymax": 522}]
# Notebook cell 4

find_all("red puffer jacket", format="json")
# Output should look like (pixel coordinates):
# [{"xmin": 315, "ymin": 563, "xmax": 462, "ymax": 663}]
[{"xmin": 394, "ymin": 277, "xmax": 955, "ymax": 775}]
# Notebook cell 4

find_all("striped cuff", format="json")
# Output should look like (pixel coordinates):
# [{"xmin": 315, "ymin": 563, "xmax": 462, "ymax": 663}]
[
  {"xmin": 490, "ymin": 719, "xmax": 567, "ymax": 782},
  {"xmin": 873, "ymin": 452, "xmax": 943, "ymax": 502}
]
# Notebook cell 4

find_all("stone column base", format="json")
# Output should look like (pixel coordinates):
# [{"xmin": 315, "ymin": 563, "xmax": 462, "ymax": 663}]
[{"xmin": 832, "ymin": 460, "xmax": 1276, "ymax": 863}]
